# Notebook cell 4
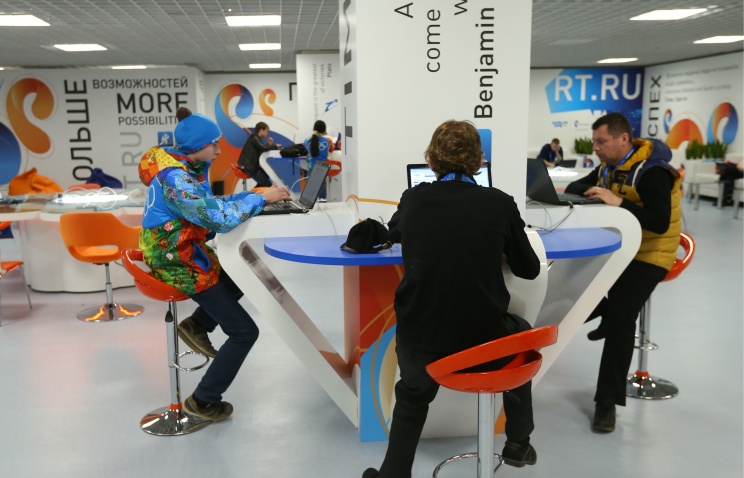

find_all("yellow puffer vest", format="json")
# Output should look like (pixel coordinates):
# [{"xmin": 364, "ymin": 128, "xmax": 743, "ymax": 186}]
[{"xmin": 597, "ymin": 139, "xmax": 682, "ymax": 271}]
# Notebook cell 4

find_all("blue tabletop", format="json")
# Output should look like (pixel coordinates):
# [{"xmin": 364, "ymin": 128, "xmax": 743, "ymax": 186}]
[
  {"xmin": 264, "ymin": 228, "xmax": 621, "ymax": 264},
  {"xmin": 264, "ymin": 235, "xmax": 403, "ymax": 266},
  {"xmin": 537, "ymin": 228, "xmax": 621, "ymax": 259}
]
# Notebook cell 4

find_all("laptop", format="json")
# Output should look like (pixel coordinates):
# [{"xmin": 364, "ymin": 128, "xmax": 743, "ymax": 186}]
[
  {"xmin": 526, "ymin": 158, "xmax": 602, "ymax": 205},
  {"xmin": 406, "ymin": 162, "xmax": 492, "ymax": 188},
  {"xmin": 259, "ymin": 161, "xmax": 331, "ymax": 215},
  {"xmin": 556, "ymin": 159, "xmax": 577, "ymax": 168}
]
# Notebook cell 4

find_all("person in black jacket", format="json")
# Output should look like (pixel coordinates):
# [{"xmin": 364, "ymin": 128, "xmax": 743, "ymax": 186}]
[
  {"xmin": 363, "ymin": 120, "xmax": 541, "ymax": 478},
  {"xmin": 236, "ymin": 121, "xmax": 281, "ymax": 187}
]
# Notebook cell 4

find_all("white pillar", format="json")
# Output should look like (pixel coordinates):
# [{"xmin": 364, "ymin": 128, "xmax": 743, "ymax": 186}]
[{"xmin": 340, "ymin": 1, "xmax": 533, "ymax": 214}]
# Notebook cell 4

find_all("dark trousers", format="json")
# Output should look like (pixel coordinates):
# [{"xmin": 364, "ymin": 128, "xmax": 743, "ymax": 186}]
[
  {"xmin": 718, "ymin": 163, "xmax": 744, "ymax": 202},
  {"xmin": 587, "ymin": 260, "xmax": 667, "ymax": 406},
  {"xmin": 377, "ymin": 314, "xmax": 534, "ymax": 478},
  {"xmin": 251, "ymin": 167, "xmax": 273, "ymax": 187},
  {"xmin": 190, "ymin": 270, "xmax": 259, "ymax": 403}
]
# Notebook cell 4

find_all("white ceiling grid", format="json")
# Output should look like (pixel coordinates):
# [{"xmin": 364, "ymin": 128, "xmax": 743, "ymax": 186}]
[{"xmin": 0, "ymin": 0, "xmax": 740, "ymax": 71}]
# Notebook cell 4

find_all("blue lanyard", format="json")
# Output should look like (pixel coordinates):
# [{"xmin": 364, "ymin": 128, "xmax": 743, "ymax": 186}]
[
  {"xmin": 439, "ymin": 172, "xmax": 476, "ymax": 184},
  {"xmin": 602, "ymin": 147, "xmax": 635, "ymax": 188}
]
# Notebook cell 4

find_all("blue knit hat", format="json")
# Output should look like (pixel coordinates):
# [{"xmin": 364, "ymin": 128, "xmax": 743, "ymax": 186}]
[{"xmin": 173, "ymin": 112, "xmax": 222, "ymax": 153}]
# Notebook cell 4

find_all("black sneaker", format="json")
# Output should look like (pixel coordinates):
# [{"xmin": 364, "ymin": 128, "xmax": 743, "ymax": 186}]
[
  {"xmin": 587, "ymin": 321, "xmax": 607, "ymax": 341},
  {"xmin": 361, "ymin": 468, "xmax": 379, "ymax": 478},
  {"xmin": 178, "ymin": 316, "xmax": 217, "ymax": 358},
  {"xmin": 502, "ymin": 440, "xmax": 537, "ymax": 467},
  {"xmin": 592, "ymin": 402, "xmax": 616, "ymax": 432},
  {"xmin": 183, "ymin": 394, "xmax": 233, "ymax": 421}
]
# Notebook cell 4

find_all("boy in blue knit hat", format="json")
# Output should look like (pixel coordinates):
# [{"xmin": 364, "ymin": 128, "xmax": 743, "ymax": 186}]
[{"xmin": 138, "ymin": 107, "xmax": 290, "ymax": 421}]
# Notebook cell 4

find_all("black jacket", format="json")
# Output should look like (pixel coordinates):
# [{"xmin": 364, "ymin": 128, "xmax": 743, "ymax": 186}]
[
  {"xmin": 237, "ymin": 133, "xmax": 279, "ymax": 174},
  {"xmin": 388, "ymin": 179, "xmax": 540, "ymax": 355}
]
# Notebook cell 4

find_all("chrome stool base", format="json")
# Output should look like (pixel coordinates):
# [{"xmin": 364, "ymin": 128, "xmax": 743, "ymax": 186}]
[
  {"xmin": 626, "ymin": 373, "xmax": 679, "ymax": 400},
  {"xmin": 433, "ymin": 453, "xmax": 504, "ymax": 478},
  {"xmin": 140, "ymin": 405, "xmax": 211, "ymax": 436},
  {"xmin": 77, "ymin": 302, "xmax": 144, "ymax": 322}
]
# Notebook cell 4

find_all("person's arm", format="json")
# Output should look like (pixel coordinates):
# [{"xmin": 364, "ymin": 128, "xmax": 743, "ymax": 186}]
[
  {"xmin": 161, "ymin": 169, "xmax": 266, "ymax": 233},
  {"xmin": 503, "ymin": 200, "xmax": 540, "ymax": 280},
  {"xmin": 564, "ymin": 168, "xmax": 600, "ymax": 195},
  {"xmin": 619, "ymin": 167, "xmax": 674, "ymax": 234},
  {"xmin": 387, "ymin": 204, "xmax": 403, "ymax": 244}
]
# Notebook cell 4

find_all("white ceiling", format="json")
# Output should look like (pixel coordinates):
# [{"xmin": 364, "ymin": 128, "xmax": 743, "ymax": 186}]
[{"xmin": 0, "ymin": 0, "xmax": 741, "ymax": 72}]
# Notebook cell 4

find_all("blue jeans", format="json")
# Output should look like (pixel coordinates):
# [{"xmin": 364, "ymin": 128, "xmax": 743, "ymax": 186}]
[{"xmin": 190, "ymin": 270, "xmax": 259, "ymax": 403}]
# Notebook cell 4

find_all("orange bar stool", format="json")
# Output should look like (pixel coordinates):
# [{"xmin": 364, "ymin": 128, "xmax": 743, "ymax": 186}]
[
  {"xmin": 626, "ymin": 232, "xmax": 695, "ymax": 400},
  {"xmin": 121, "ymin": 249, "xmax": 211, "ymax": 436},
  {"xmin": 322, "ymin": 160, "xmax": 342, "ymax": 201},
  {"xmin": 426, "ymin": 325, "xmax": 558, "ymax": 477},
  {"xmin": 0, "ymin": 222, "xmax": 32, "ymax": 327},
  {"xmin": 230, "ymin": 164, "xmax": 252, "ymax": 191},
  {"xmin": 59, "ymin": 212, "xmax": 145, "ymax": 322}
]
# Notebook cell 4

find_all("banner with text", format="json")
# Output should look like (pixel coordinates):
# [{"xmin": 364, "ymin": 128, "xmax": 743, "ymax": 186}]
[
  {"xmin": 297, "ymin": 53, "xmax": 342, "ymax": 144},
  {"xmin": 0, "ymin": 68, "xmax": 202, "ymax": 188},
  {"xmin": 528, "ymin": 67, "xmax": 644, "ymax": 158},
  {"xmin": 641, "ymin": 52, "xmax": 742, "ymax": 157},
  {"xmin": 341, "ymin": 0, "xmax": 533, "ymax": 206},
  {"xmin": 203, "ymin": 73, "xmax": 299, "ymax": 190}
]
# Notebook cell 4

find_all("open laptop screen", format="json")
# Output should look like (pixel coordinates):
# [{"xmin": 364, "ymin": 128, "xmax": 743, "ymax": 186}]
[{"xmin": 406, "ymin": 162, "xmax": 492, "ymax": 188}]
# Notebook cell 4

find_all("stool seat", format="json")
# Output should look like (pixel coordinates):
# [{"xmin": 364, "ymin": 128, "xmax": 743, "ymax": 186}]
[
  {"xmin": 426, "ymin": 325, "xmax": 558, "ymax": 477},
  {"xmin": 121, "ymin": 249, "xmax": 211, "ymax": 436}
]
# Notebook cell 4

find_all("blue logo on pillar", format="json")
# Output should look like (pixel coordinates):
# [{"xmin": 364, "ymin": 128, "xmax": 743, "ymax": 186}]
[{"xmin": 478, "ymin": 129, "xmax": 492, "ymax": 163}]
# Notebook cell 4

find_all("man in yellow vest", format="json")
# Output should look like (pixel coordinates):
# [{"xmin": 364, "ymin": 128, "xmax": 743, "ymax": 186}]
[{"xmin": 565, "ymin": 112, "xmax": 682, "ymax": 433}]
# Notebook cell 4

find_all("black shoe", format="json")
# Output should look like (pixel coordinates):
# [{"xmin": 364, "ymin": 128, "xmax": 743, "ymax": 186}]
[
  {"xmin": 502, "ymin": 440, "xmax": 537, "ymax": 467},
  {"xmin": 592, "ymin": 402, "xmax": 616, "ymax": 432},
  {"xmin": 183, "ymin": 394, "xmax": 233, "ymax": 421},
  {"xmin": 362, "ymin": 468, "xmax": 379, "ymax": 478},
  {"xmin": 587, "ymin": 322, "xmax": 607, "ymax": 341}
]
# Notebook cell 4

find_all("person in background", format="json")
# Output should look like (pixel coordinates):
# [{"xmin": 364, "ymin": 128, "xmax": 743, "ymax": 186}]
[
  {"xmin": 362, "ymin": 120, "xmax": 541, "ymax": 478},
  {"xmin": 138, "ymin": 107, "xmax": 290, "ymax": 422},
  {"xmin": 716, "ymin": 159, "xmax": 744, "ymax": 206},
  {"xmin": 564, "ymin": 112, "xmax": 681, "ymax": 433},
  {"xmin": 237, "ymin": 121, "xmax": 281, "ymax": 187},
  {"xmin": 537, "ymin": 138, "xmax": 564, "ymax": 168},
  {"xmin": 303, "ymin": 120, "xmax": 335, "ymax": 170}
]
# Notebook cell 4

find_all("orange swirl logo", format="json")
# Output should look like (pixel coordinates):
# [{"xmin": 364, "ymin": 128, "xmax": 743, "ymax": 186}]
[
  {"xmin": 6, "ymin": 78, "xmax": 55, "ymax": 155},
  {"xmin": 259, "ymin": 89, "xmax": 276, "ymax": 116}
]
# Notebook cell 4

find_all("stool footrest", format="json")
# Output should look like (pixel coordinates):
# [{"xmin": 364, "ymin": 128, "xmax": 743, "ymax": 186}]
[
  {"xmin": 432, "ymin": 452, "xmax": 504, "ymax": 477},
  {"xmin": 140, "ymin": 404, "xmax": 211, "ymax": 436},
  {"xmin": 171, "ymin": 350, "xmax": 210, "ymax": 372},
  {"xmin": 626, "ymin": 372, "xmax": 678, "ymax": 400}
]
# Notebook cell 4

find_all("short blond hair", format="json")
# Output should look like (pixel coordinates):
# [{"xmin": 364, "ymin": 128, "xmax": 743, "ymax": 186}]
[{"xmin": 425, "ymin": 120, "xmax": 483, "ymax": 176}]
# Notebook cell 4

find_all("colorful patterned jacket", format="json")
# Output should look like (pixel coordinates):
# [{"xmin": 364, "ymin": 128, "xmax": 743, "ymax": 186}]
[{"xmin": 138, "ymin": 146, "xmax": 266, "ymax": 295}]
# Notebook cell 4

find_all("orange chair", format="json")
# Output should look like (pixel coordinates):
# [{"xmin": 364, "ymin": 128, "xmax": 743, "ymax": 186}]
[
  {"xmin": 230, "ymin": 164, "xmax": 252, "ymax": 191},
  {"xmin": 67, "ymin": 183, "xmax": 102, "ymax": 191},
  {"xmin": 322, "ymin": 160, "xmax": 342, "ymax": 201},
  {"xmin": 0, "ymin": 222, "xmax": 32, "ymax": 327},
  {"xmin": 426, "ymin": 325, "xmax": 558, "ymax": 477},
  {"xmin": 121, "ymin": 249, "xmax": 211, "ymax": 436},
  {"xmin": 59, "ymin": 212, "xmax": 144, "ymax": 322},
  {"xmin": 626, "ymin": 232, "xmax": 695, "ymax": 399}
]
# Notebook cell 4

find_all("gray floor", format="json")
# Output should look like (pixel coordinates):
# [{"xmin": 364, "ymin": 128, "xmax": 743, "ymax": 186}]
[{"xmin": 0, "ymin": 198, "xmax": 742, "ymax": 478}]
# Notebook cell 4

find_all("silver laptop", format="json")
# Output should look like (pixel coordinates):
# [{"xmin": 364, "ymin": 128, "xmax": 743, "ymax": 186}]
[
  {"xmin": 406, "ymin": 162, "xmax": 492, "ymax": 188},
  {"xmin": 259, "ymin": 162, "xmax": 331, "ymax": 215}
]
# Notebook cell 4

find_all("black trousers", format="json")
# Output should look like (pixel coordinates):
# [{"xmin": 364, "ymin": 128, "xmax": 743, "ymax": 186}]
[
  {"xmin": 587, "ymin": 260, "xmax": 667, "ymax": 406},
  {"xmin": 376, "ymin": 314, "xmax": 534, "ymax": 478}
]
